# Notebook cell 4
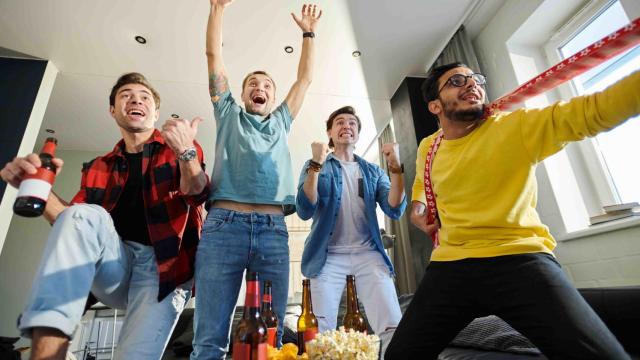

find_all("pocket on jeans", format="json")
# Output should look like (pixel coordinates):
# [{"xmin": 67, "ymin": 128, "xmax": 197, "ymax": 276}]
[
  {"xmin": 202, "ymin": 218, "xmax": 226, "ymax": 235},
  {"xmin": 273, "ymin": 224, "xmax": 289, "ymax": 237}
]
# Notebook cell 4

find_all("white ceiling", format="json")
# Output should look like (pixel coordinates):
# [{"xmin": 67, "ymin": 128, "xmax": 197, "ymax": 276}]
[{"xmin": 0, "ymin": 0, "xmax": 504, "ymax": 171}]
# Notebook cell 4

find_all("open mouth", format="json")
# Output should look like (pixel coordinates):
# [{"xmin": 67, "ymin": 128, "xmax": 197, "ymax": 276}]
[
  {"xmin": 127, "ymin": 109, "xmax": 146, "ymax": 117},
  {"xmin": 252, "ymin": 95, "xmax": 266, "ymax": 105},
  {"xmin": 461, "ymin": 92, "xmax": 480, "ymax": 102}
]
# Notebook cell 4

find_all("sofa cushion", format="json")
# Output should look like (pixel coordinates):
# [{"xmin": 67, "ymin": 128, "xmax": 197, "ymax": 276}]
[{"xmin": 450, "ymin": 316, "xmax": 541, "ymax": 355}]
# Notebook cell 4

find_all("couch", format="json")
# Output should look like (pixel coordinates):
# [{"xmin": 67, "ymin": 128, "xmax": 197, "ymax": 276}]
[{"xmin": 163, "ymin": 286, "xmax": 640, "ymax": 359}]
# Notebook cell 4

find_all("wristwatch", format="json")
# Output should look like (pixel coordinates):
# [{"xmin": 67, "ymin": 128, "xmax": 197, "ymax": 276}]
[{"xmin": 177, "ymin": 147, "xmax": 197, "ymax": 161}]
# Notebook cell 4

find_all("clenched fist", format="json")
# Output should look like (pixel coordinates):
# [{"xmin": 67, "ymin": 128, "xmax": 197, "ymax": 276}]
[
  {"xmin": 311, "ymin": 142, "xmax": 329, "ymax": 164},
  {"xmin": 382, "ymin": 143, "xmax": 401, "ymax": 170}
]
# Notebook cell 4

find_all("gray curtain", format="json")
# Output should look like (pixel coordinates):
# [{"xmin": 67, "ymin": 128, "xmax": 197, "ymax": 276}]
[
  {"xmin": 378, "ymin": 125, "xmax": 416, "ymax": 295},
  {"xmin": 433, "ymin": 26, "xmax": 481, "ymax": 71}
]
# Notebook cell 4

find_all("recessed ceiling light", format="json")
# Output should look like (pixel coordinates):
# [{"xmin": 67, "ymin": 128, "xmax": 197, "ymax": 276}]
[
  {"xmin": 135, "ymin": 35, "xmax": 147, "ymax": 44},
  {"xmin": 45, "ymin": 129, "xmax": 55, "ymax": 134},
  {"xmin": 352, "ymin": 50, "xmax": 362, "ymax": 58},
  {"xmin": 284, "ymin": 46, "xmax": 294, "ymax": 54},
  {"xmin": 171, "ymin": 114, "xmax": 180, "ymax": 118}
]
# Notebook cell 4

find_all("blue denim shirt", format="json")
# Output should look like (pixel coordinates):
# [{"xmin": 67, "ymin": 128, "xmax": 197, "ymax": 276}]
[{"xmin": 296, "ymin": 153, "xmax": 407, "ymax": 278}]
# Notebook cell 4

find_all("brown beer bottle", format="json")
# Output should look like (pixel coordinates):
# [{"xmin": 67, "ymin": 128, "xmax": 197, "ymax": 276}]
[
  {"xmin": 297, "ymin": 279, "xmax": 318, "ymax": 355},
  {"xmin": 13, "ymin": 137, "xmax": 58, "ymax": 217},
  {"xmin": 261, "ymin": 280, "xmax": 279, "ymax": 348},
  {"xmin": 342, "ymin": 275, "xmax": 367, "ymax": 333},
  {"xmin": 232, "ymin": 272, "xmax": 268, "ymax": 360}
]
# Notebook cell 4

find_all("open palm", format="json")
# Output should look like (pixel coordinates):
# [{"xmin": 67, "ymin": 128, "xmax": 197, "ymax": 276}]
[
  {"xmin": 292, "ymin": 4, "xmax": 322, "ymax": 33},
  {"xmin": 210, "ymin": 0, "xmax": 233, "ymax": 7}
]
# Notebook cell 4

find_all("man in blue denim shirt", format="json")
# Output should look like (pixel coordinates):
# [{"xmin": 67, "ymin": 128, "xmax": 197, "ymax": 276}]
[{"xmin": 296, "ymin": 106, "xmax": 407, "ymax": 340}]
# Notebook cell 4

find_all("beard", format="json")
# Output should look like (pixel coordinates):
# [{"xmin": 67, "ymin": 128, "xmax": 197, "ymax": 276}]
[{"xmin": 442, "ymin": 101, "xmax": 485, "ymax": 123}]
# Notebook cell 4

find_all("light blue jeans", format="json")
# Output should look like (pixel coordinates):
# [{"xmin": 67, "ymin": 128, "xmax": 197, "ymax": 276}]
[
  {"xmin": 191, "ymin": 208, "xmax": 290, "ymax": 360},
  {"xmin": 18, "ymin": 204, "xmax": 192, "ymax": 360}
]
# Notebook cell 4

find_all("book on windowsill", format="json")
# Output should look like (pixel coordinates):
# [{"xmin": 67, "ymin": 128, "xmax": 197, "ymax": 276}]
[
  {"xmin": 589, "ymin": 208, "xmax": 640, "ymax": 225},
  {"xmin": 602, "ymin": 202, "xmax": 639, "ymax": 213}
]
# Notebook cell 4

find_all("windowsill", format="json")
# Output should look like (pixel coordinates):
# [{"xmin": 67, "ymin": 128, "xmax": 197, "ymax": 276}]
[{"xmin": 557, "ymin": 215, "xmax": 640, "ymax": 242}]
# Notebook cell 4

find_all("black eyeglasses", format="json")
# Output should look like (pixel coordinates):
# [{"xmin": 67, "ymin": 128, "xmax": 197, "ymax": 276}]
[{"xmin": 437, "ymin": 73, "xmax": 486, "ymax": 96}]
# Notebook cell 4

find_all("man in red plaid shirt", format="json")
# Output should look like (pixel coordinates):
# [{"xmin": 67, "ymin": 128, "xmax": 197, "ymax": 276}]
[{"xmin": 1, "ymin": 72, "xmax": 209, "ymax": 359}]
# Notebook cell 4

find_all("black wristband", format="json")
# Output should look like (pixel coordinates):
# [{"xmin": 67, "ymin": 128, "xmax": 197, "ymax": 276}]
[
  {"xmin": 303, "ymin": 32, "xmax": 315, "ymax": 38},
  {"xmin": 389, "ymin": 163, "xmax": 404, "ymax": 174}
]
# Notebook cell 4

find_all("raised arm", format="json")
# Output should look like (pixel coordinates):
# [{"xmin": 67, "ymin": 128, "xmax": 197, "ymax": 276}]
[
  {"xmin": 161, "ymin": 117, "xmax": 208, "ymax": 196},
  {"xmin": 302, "ymin": 142, "xmax": 329, "ymax": 205},
  {"xmin": 381, "ymin": 143, "xmax": 405, "ymax": 208},
  {"xmin": 206, "ymin": 0, "xmax": 233, "ymax": 102},
  {"xmin": 285, "ymin": 4, "xmax": 322, "ymax": 119}
]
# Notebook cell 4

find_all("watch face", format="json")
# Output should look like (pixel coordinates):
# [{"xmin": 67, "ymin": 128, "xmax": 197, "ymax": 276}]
[{"xmin": 179, "ymin": 148, "xmax": 197, "ymax": 161}]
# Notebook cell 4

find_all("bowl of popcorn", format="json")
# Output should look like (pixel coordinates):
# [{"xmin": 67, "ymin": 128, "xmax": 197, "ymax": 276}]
[{"xmin": 306, "ymin": 327, "xmax": 380, "ymax": 360}]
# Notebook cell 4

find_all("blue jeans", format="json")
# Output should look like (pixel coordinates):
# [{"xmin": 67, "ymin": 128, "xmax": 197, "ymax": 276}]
[
  {"xmin": 191, "ymin": 208, "xmax": 290, "ymax": 360},
  {"xmin": 18, "ymin": 204, "xmax": 192, "ymax": 360}
]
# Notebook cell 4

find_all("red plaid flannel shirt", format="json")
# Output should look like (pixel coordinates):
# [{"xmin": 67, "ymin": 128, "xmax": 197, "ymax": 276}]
[{"xmin": 70, "ymin": 130, "xmax": 209, "ymax": 300}]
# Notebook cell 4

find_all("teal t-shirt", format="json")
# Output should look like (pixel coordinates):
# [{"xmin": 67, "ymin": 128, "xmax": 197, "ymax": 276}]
[{"xmin": 209, "ymin": 90, "xmax": 295, "ymax": 210}]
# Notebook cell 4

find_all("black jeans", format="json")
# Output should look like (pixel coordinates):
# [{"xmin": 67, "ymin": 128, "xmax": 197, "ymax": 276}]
[{"xmin": 385, "ymin": 253, "xmax": 630, "ymax": 360}]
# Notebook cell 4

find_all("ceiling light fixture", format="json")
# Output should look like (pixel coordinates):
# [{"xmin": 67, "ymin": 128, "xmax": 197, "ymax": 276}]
[
  {"xmin": 171, "ymin": 114, "xmax": 180, "ymax": 118},
  {"xmin": 45, "ymin": 129, "xmax": 55, "ymax": 134},
  {"xmin": 352, "ymin": 50, "xmax": 362, "ymax": 58},
  {"xmin": 284, "ymin": 46, "xmax": 294, "ymax": 54},
  {"xmin": 135, "ymin": 35, "xmax": 147, "ymax": 44}
]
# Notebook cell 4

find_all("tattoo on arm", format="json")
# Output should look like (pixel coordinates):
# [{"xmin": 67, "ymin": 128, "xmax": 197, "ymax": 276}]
[{"xmin": 209, "ymin": 73, "xmax": 228, "ymax": 101}]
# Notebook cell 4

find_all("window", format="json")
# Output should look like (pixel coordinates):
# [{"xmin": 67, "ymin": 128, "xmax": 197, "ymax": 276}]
[
  {"xmin": 551, "ymin": 1, "xmax": 640, "ymax": 206},
  {"xmin": 558, "ymin": 1, "xmax": 640, "ymax": 205}
]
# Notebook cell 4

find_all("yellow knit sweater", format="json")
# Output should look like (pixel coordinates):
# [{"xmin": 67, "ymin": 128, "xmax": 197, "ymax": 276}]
[{"xmin": 412, "ymin": 71, "xmax": 640, "ymax": 261}]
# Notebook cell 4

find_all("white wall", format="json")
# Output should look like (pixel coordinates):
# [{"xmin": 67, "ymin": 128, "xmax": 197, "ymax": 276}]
[
  {"xmin": 474, "ymin": 0, "xmax": 640, "ymax": 287},
  {"xmin": 0, "ymin": 149, "xmax": 103, "ymax": 344}
]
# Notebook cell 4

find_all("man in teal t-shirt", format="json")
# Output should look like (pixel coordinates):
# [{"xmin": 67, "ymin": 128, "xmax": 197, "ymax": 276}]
[{"xmin": 190, "ymin": 1, "xmax": 323, "ymax": 359}]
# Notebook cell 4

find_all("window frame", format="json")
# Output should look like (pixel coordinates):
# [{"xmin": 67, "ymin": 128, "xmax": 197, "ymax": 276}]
[{"xmin": 542, "ymin": 0, "xmax": 633, "ymax": 217}]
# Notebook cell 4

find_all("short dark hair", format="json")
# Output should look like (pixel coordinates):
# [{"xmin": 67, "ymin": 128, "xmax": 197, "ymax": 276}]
[
  {"xmin": 109, "ymin": 72, "xmax": 160, "ymax": 109},
  {"xmin": 241, "ymin": 70, "xmax": 276, "ymax": 92},
  {"xmin": 326, "ymin": 106, "xmax": 362, "ymax": 148},
  {"xmin": 421, "ymin": 62, "xmax": 468, "ymax": 104}
]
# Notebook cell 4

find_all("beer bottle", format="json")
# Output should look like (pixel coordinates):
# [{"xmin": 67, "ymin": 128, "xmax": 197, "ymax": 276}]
[
  {"xmin": 342, "ymin": 275, "xmax": 367, "ymax": 333},
  {"xmin": 261, "ymin": 280, "xmax": 279, "ymax": 348},
  {"xmin": 13, "ymin": 137, "xmax": 58, "ymax": 217},
  {"xmin": 232, "ymin": 272, "xmax": 267, "ymax": 360},
  {"xmin": 297, "ymin": 279, "xmax": 318, "ymax": 355}
]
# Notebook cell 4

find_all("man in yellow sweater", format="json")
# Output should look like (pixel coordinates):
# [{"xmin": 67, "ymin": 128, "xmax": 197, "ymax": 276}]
[{"xmin": 385, "ymin": 62, "xmax": 638, "ymax": 359}]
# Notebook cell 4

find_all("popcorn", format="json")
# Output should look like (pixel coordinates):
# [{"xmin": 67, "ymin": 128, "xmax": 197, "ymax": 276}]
[{"xmin": 305, "ymin": 327, "xmax": 380, "ymax": 360}]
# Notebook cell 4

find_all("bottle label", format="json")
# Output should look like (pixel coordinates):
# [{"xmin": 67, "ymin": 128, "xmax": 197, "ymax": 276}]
[
  {"xmin": 303, "ymin": 328, "xmax": 318, "ymax": 343},
  {"xmin": 232, "ymin": 342, "xmax": 267, "ymax": 360},
  {"xmin": 245, "ymin": 280, "xmax": 260, "ymax": 308},
  {"xmin": 267, "ymin": 327, "xmax": 277, "ymax": 348},
  {"xmin": 17, "ymin": 178, "xmax": 53, "ymax": 201}
]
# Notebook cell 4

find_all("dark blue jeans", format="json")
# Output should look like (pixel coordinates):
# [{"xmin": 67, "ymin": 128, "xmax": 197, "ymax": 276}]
[
  {"xmin": 385, "ymin": 253, "xmax": 630, "ymax": 360},
  {"xmin": 191, "ymin": 208, "xmax": 290, "ymax": 360}
]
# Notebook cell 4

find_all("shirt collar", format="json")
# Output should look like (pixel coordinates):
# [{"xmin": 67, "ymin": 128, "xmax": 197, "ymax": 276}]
[{"xmin": 104, "ymin": 129, "xmax": 165, "ymax": 159}]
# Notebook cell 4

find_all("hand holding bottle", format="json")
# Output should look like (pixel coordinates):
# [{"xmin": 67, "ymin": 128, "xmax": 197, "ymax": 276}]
[
  {"xmin": 3, "ymin": 138, "xmax": 63, "ymax": 217},
  {"xmin": 1, "ymin": 150, "xmax": 63, "ymax": 189}
]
